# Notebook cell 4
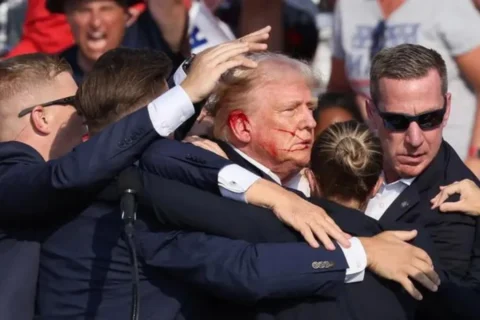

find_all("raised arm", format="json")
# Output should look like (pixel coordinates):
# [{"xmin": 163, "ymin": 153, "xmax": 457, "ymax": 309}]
[
  {"xmin": 0, "ymin": 99, "xmax": 188, "ymax": 223},
  {"xmin": 0, "ymin": 31, "xmax": 271, "ymax": 223}
]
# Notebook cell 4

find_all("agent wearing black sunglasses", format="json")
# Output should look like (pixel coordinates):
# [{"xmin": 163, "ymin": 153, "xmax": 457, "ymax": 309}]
[
  {"xmin": 17, "ymin": 96, "xmax": 78, "ymax": 118},
  {"xmin": 367, "ymin": 90, "xmax": 450, "ymax": 184},
  {"xmin": 372, "ymin": 96, "xmax": 447, "ymax": 133},
  {"xmin": 365, "ymin": 44, "xmax": 480, "ymax": 320}
]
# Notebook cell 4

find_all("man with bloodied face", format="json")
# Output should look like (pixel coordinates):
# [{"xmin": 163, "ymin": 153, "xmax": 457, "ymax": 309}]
[{"xmin": 207, "ymin": 52, "xmax": 317, "ymax": 196}]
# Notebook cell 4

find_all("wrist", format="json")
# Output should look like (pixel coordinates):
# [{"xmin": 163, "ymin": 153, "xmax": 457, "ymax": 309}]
[
  {"xmin": 245, "ymin": 179, "xmax": 281, "ymax": 209},
  {"xmin": 358, "ymin": 237, "xmax": 372, "ymax": 267},
  {"xmin": 180, "ymin": 83, "xmax": 200, "ymax": 104},
  {"xmin": 182, "ymin": 54, "xmax": 196, "ymax": 75}
]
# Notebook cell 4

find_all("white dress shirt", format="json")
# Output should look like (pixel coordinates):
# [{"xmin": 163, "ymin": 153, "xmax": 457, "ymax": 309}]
[
  {"xmin": 365, "ymin": 176, "xmax": 416, "ymax": 221},
  {"xmin": 167, "ymin": 66, "xmax": 367, "ymax": 283}
]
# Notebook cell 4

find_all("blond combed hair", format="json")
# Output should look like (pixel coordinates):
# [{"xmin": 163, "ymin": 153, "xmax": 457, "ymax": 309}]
[
  {"xmin": 205, "ymin": 52, "xmax": 320, "ymax": 140},
  {"xmin": 311, "ymin": 120, "xmax": 383, "ymax": 204}
]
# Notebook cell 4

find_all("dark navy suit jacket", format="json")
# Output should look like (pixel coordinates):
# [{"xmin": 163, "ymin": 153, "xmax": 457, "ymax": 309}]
[
  {"xmin": 138, "ymin": 139, "xmax": 451, "ymax": 320},
  {"xmin": 0, "ymin": 107, "xmax": 162, "ymax": 320},
  {"xmin": 376, "ymin": 141, "xmax": 480, "ymax": 319},
  {"xmin": 36, "ymin": 139, "xmax": 352, "ymax": 319}
]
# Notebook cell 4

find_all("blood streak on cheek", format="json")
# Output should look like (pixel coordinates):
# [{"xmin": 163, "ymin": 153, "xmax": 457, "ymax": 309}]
[
  {"xmin": 273, "ymin": 128, "xmax": 306, "ymax": 142},
  {"xmin": 262, "ymin": 141, "xmax": 278, "ymax": 157}
]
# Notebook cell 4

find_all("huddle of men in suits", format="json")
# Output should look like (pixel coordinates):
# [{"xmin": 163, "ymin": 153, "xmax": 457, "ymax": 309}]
[{"xmin": 0, "ymin": 26, "xmax": 479, "ymax": 320}]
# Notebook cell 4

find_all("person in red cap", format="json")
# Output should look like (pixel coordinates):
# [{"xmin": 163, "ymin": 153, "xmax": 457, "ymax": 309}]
[{"xmin": 6, "ymin": 0, "xmax": 147, "ymax": 58}]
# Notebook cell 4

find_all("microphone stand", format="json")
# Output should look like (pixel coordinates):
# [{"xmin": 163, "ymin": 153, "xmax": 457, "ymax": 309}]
[{"xmin": 121, "ymin": 189, "xmax": 140, "ymax": 320}]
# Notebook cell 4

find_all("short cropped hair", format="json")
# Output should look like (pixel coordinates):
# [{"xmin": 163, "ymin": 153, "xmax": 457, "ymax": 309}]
[
  {"xmin": 0, "ymin": 53, "xmax": 72, "ymax": 105},
  {"xmin": 205, "ymin": 52, "xmax": 319, "ymax": 140},
  {"xmin": 77, "ymin": 48, "xmax": 172, "ymax": 135},
  {"xmin": 311, "ymin": 120, "xmax": 383, "ymax": 204},
  {"xmin": 370, "ymin": 44, "xmax": 447, "ymax": 104}
]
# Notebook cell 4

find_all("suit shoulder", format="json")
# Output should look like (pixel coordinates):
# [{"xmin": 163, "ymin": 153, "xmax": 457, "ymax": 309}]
[{"xmin": 0, "ymin": 142, "xmax": 44, "ymax": 165}]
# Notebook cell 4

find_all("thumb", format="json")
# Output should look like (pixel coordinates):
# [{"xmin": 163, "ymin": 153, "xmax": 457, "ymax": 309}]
[
  {"xmin": 439, "ymin": 201, "xmax": 465, "ymax": 213},
  {"xmin": 390, "ymin": 230, "xmax": 418, "ymax": 241}
]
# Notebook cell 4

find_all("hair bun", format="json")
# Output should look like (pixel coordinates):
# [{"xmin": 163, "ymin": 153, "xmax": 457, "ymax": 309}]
[{"xmin": 334, "ymin": 136, "xmax": 368, "ymax": 175}]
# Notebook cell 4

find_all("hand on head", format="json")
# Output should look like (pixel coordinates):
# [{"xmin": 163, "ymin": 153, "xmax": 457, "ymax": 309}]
[{"xmin": 181, "ymin": 26, "xmax": 271, "ymax": 103}]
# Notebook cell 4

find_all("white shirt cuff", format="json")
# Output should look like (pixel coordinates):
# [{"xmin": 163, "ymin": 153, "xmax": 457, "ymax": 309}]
[
  {"xmin": 218, "ymin": 164, "xmax": 261, "ymax": 202},
  {"xmin": 147, "ymin": 86, "xmax": 194, "ymax": 137},
  {"xmin": 173, "ymin": 63, "xmax": 188, "ymax": 86},
  {"xmin": 339, "ymin": 237, "xmax": 367, "ymax": 283}
]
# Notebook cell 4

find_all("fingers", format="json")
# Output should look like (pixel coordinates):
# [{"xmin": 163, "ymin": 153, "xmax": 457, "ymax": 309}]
[
  {"xmin": 208, "ymin": 43, "xmax": 250, "ymax": 65},
  {"xmin": 399, "ymin": 277, "xmax": 423, "ymax": 301},
  {"xmin": 230, "ymin": 55, "xmax": 258, "ymax": 69},
  {"xmin": 388, "ymin": 230, "xmax": 418, "ymax": 242},
  {"xmin": 239, "ymin": 26, "xmax": 271, "ymax": 41},
  {"xmin": 439, "ymin": 201, "xmax": 469, "ymax": 214},
  {"xmin": 324, "ymin": 221, "xmax": 350, "ymax": 248},
  {"xmin": 411, "ymin": 246, "xmax": 433, "ymax": 267},
  {"xmin": 299, "ymin": 225, "xmax": 320, "ymax": 249},
  {"xmin": 214, "ymin": 59, "xmax": 254, "ymax": 78},
  {"xmin": 431, "ymin": 183, "xmax": 461, "ymax": 209},
  {"xmin": 407, "ymin": 263, "xmax": 439, "ymax": 292},
  {"xmin": 309, "ymin": 222, "xmax": 335, "ymax": 250}
]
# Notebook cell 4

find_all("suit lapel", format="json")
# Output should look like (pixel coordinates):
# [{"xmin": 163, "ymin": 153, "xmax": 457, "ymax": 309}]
[
  {"xmin": 379, "ymin": 141, "xmax": 448, "ymax": 224},
  {"xmin": 379, "ymin": 183, "xmax": 420, "ymax": 224},
  {"xmin": 216, "ymin": 140, "xmax": 278, "ymax": 183}
]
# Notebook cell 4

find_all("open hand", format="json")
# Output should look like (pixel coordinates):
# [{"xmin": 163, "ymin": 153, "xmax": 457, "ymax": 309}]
[
  {"xmin": 181, "ymin": 26, "xmax": 270, "ymax": 103},
  {"xmin": 360, "ymin": 230, "xmax": 440, "ymax": 300},
  {"xmin": 271, "ymin": 190, "xmax": 351, "ymax": 250}
]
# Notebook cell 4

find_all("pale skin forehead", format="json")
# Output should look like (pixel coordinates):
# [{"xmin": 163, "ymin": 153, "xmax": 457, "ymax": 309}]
[{"xmin": 376, "ymin": 69, "xmax": 445, "ymax": 115}]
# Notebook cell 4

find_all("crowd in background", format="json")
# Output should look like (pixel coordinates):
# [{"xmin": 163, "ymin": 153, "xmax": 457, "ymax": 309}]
[
  {"xmin": 1, "ymin": 0, "xmax": 480, "ymax": 320},
  {"xmin": 2, "ymin": 0, "xmax": 480, "ymax": 177}
]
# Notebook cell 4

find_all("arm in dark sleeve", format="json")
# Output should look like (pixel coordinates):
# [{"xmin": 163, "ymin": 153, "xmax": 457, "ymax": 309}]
[
  {"xmin": 139, "ymin": 168, "xmax": 302, "ymax": 243},
  {"xmin": 139, "ymin": 138, "xmax": 232, "ymax": 194},
  {"xmin": 136, "ymin": 227, "xmax": 347, "ymax": 303}
]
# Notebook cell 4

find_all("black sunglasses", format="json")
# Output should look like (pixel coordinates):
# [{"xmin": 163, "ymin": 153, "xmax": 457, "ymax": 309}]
[
  {"xmin": 374, "ymin": 99, "xmax": 447, "ymax": 132},
  {"xmin": 18, "ymin": 96, "xmax": 77, "ymax": 118},
  {"xmin": 370, "ymin": 20, "xmax": 386, "ymax": 61}
]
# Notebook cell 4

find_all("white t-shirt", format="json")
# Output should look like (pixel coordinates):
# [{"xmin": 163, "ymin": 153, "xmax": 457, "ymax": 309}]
[{"xmin": 331, "ymin": 0, "xmax": 480, "ymax": 159}]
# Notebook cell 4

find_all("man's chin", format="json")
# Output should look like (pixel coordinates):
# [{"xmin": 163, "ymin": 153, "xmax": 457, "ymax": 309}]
[{"xmin": 397, "ymin": 163, "xmax": 428, "ymax": 179}]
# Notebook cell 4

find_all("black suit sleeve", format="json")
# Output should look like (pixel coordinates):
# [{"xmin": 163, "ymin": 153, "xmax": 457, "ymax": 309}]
[{"xmin": 139, "ymin": 168, "xmax": 303, "ymax": 243}]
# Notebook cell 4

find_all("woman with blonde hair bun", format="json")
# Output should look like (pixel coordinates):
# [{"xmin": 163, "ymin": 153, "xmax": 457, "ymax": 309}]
[{"xmin": 310, "ymin": 120, "xmax": 383, "ymax": 211}]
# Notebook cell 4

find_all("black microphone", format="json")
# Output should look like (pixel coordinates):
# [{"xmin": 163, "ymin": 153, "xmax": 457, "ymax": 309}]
[
  {"xmin": 117, "ymin": 167, "xmax": 142, "ymax": 320},
  {"xmin": 121, "ymin": 190, "xmax": 137, "ymax": 226}
]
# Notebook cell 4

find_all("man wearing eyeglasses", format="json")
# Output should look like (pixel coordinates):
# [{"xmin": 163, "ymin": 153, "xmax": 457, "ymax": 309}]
[{"xmin": 365, "ymin": 43, "xmax": 480, "ymax": 319}]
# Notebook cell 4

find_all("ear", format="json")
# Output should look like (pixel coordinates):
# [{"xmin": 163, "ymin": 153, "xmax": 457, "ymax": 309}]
[
  {"xmin": 227, "ymin": 110, "xmax": 251, "ymax": 143},
  {"xmin": 30, "ymin": 106, "xmax": 51, "ymax": 135},
  {"xmin": 369, "ymin": 175, "xmax": 384, "ymax": 198},
  {"xmin": 442, "ymin": 92, "xmax": 451, "ymax": 128}
]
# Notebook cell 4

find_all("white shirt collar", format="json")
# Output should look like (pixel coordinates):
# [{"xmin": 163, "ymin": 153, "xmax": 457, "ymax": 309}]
[
  {"xmin": 229, "ymin": 144, "xmax": 311, "ymax": 197},
  {"xmin": 380, "ymin": 173, "xmax": 415, "ymax": 191}
]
